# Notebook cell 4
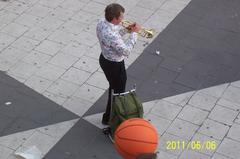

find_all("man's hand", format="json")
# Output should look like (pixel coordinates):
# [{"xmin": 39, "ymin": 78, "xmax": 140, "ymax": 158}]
[{"xmin": 127, "ymin": 22, "xmax": 141, "ymax": 33}]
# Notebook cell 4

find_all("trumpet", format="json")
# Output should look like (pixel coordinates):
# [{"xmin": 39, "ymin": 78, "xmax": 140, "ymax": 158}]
[{"xmin": 121, "ymin": 20, "xmax": 155, "ymax": 38}]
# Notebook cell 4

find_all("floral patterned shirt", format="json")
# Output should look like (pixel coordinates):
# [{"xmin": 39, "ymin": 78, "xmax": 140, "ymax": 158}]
[{"xmin": 96, "ymin": 19, "xmax": 138, "ymax": 62}]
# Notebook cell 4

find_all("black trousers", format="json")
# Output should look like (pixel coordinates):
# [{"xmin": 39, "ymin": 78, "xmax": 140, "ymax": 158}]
[{"xmin": 99, "ymin": 54, "xmax": 127, "ymax": 123}]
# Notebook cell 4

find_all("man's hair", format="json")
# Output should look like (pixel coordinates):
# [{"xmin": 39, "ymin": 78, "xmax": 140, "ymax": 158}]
[{"xmin": 105, "ymin": 3, "xmax": 125, "ymax": 22}]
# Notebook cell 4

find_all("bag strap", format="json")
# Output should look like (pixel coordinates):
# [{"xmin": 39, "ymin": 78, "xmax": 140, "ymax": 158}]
[
  {"xmin": 119, "ymin": 95, "xmax": 128, "ymax": 115},
  {"xmin": 130, "ymin": 92, "xmax": 142, "ymax": 117}
]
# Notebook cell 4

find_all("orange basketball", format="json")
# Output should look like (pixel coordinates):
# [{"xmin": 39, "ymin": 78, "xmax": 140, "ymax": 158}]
[{"xmin": 114, "ymin": 118, "xmax": 158, "ymax": 159}]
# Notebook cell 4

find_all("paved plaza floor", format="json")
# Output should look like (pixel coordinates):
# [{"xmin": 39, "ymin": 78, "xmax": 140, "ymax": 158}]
[{"xmin": 0, "ymin": 0, "xmax": 240, "ymax": 158}]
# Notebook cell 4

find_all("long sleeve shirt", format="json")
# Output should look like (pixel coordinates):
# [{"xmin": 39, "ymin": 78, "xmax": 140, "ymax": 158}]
[{"xmin": 96, "ymin": 19, "xmax": 138, "ymax": 62}]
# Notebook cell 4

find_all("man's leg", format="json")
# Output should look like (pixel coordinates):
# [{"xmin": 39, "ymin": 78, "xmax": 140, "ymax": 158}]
[
  {"xmin": 99, "ymin": 55, "xmax": 125, "ymax": 124},
  {"xmin": 100, "ymin": 60, "xmax": 127, "ymax": 125},
  {"xmin": 101, "ymin": 86, "xmax": 112, "ymax": 125},
  {"xmin": 102, "ymin": 60, "xmax": 127, "ymax": 124}
]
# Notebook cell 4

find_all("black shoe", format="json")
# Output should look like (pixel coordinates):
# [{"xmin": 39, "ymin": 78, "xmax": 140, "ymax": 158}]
[{"xmin": 102, "ymin": 113, "xmax": 109, "ymax": 125}]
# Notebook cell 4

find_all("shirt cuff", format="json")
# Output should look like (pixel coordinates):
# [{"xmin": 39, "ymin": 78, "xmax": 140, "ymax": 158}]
[{"xmin": 130, "ymin": 32, "xmax": 138, "ymax": 44}]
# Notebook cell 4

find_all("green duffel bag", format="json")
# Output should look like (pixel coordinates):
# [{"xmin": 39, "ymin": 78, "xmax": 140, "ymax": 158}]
[{"xmin": 109, "ymin": 90, "xmax": 143, "ymax": 136}]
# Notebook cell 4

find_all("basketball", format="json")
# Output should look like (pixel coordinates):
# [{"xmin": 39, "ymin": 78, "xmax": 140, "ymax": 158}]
[{"xmin": 114, "ymin": 118, "xmax": 158, "ymax": 159}]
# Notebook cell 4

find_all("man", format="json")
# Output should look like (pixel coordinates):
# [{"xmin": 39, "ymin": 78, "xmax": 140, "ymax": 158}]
[{"xmin": 96, "ymin": 3, "xmax": 141, "ymax": 125}]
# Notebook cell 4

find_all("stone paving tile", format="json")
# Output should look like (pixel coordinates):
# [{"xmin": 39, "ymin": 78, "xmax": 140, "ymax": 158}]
[
  {"xmin": 38, "ymin": 0, "xmax": 65, "ymax": 8},
  {"xmin": 47, "ymin": 30, "xmax": 77, "ymax": 45},
  {"xmin": 217, "ymin": 98, "xmax": 240, "ymax": 111},
  {"xmin": 92, "ymin": 0, "xmax": 116, "ymax": 5},
  {"xmin": 127, "ymin": 61, "xmax": 153, "ymax": 81},
  {"xmin": 178, "ymin": 104, "xmax": 209, "ymax": 125},
  {"xmin": 0, "ymin": 129, "xmax": 34, "ymax": 150},
  {"xmin": 128, "ymin": 6, "xmax": 154, "ymax": 21},
  {"xmin": 15, "ymin": 131, "xmax": 58, "ymax": 157},
  {"xmin": 227, "ymin": 123, "xmax": 240, "ymax": 142},
  {"xmin": 17, "ymin": 0, "xmax": 39, "ymax": 5},
  {"xmin": 63, "ymin": 96, "xmax": 93, "ymax": 116},
  {"xmin": 159, "ymin": 56, "xmax": 186, "ymax": 73},
  {"xmin": 116, "ymin": 0, "xmax": 141, "ymax": 14},
  {"xmin": 72, "ymin": 83, "xmax": 105, "ymax": 103},
  {"xmin": 59, "ymin": 0, "xmax": 87, "ymax": 12},
  {"xmin": 0, "ymin": 145, "xmax": 14, "ymax": 159},
  {"xmin": 11, "ymin": 36, "xmax": 40, "ymax": 52},
  {"xmin": 0, "ymin": 1, "xmax": 9, "ymax": 10},
  {"xmin": 82, "ymin": 1, "xmax": 105, "ymax": 15},
  {"xmin": 86, "ymin": 71, "xmax": 109, "ymax": 90},
  {"xmin": 222, "ymin": 85, "xmax": 240, "ymax": 105},
  {"xmin": 158, "ymin": 132, "xmax": 188, "ymax": 156},
  {"xmin": 44, "ymin": 119, "xmax": 104, "ymax": 159},
  {"xmin": 24, "ymin": 75, "xmax": 53, "ymax": 93},
  {"xmin": 26, "ymin": 4, "xmax": 53, "ymax": 18},
  {"xmin": 23, "ymin": 27, "xmax": 52, "ymax": 41},
  {"xmin": 211, "ymin": 153, "xmax": 232, "ymax": 159},
  {"xmin": 60, "ymin": 42, "xmax": 88, "ymax": 58},
  {"xmin": 48, "ymin": 53, "xmax": 79, "ymax": 69},
  {"xmin": 174, "ymin": 71, "xmax": 207, "ymax": 89},
  {"xmin": 0, "ymin": 46, "xmax": 29, "ymax": 65},
  {"xmin": 1, "ymin": 0, "xmax": 240, "ymax": 159},
  {"xmin": 22, "ymin": 50, "xmax": 51, "ymax": 67},
  {"xmin": 0, "ymin": 33, "xmax": 16, "ymax": 52},
  {"xmin": 8, "ymin": 61, "xmax": 40, "ymax": 79},
  {"xmin": 197, "ymin": 83, "xmax": 229, "ymax": 98},
  {"xmin": 0, "ymin": 9, "xmax": 19, "ymax": 25},
  {"xmin": 198, "ymin": 119, "xmax": 230, "ymax": 140},
  {"xmin": 217, "ymin": 138, "xmax": 240, "ymax": 159},
  {"xmin": 83, "ymin": 112, "xmax": 107, "ymax": 129},
  {"xmin": 59, "ymin": 20, "xmax": 87, "ymax": 35},
  {"xmin": 231, "ymin": 80, "xmax": 240, "ymax": 88},
  {"xmin": 85, "ymin": 44, "xmax": 101, "ymax": 60},
  {"xmin": 163, "ymin": 91, "xmax": 194, "ymax": 107},
  {"xmin": 75, "ymin": 133, "xmax": 120, "ymax": 159},
  {"xmin": 37, "ymin": 16, "xmax": 65, "ymax": 31},
  {"xmin": 150, "ymin": 100, "xmax": 182, "ymax": 120},
  {"xmin": 35, "ymin": 40, "xmax": 65, "ymax": 56},
  {"xmin": 161, "ymin": 0, "xmax": 191, "ymax": 14},
  {"xmin": 73, "ymin": 55, "xmax": 99, "ymax": 73},
  {"xmin": 48, "ymin": 7, "xmax": 75, "ymax": 21},
  {"xmin": 74, "ymin": 31, "xmax": 98, "ymax": 47},
  {"xmin": 0, "ymin": 113, "xmax": 15, "ymax": 136},
  {"xmin": 191, "ymin": 133, "xmax": 220, "ymax": 156},
  {"xmin": 208, "ymin": 105, "xmax": 238, "ymax": 125},
  {"xmin": 142, "ymin": 100, "xmax": 158, "ymax": 115},
  {"xmin": 145, "ymin": 113, "xmax": 172, "ymax": 136},
  {"xmin": 1, "ymin": 23, "xmax": 29, "ymax": 38},
  {"xmin": 137, "ymin": 0, "xmax": 165, "ymax": 11},
  {"xmin": 4, "ymin": 1, "xmax": 29, "ymax": 15},
  {"xmin": 166, "ymin": 118, "xmax": 199, "ymax": 140},
  {"xmin": 60, "ymin": 67, "xmax": 91, "ymax": 85},
  {"xmin": 235, "ymin": 114, "xmax": 240, "ymax": 124},
  {"xmin": 3, "ymin": 73, "xmax": 26, "ymax": 84},
  {"xmin": 156, "ymin": 150, "xmax": 178, "ymax": 159},
  {"xmin": 37, "ymin": 119, "xmax": 79, "ymax": 139},
  {"xmin": 14, "ymin": 13, "xmax": 41, "ymax": 28},
  {"xmin": 42, "ymin": 91, "xmax": 67, "ymax": 105},
  {"xmin": 188, "ymin": 92, "xmax": 218, "ymax": 111},
  {"xmin": 72, "ymin": 10, "xmax": 100, "ymax": 24},
  {"xmin": 34, "ymin": 63, "xmax": 66, "ymax": 81},
  {"xmin": 179, "ymin": 150, "xmax": 211, "ymax": 159},
  {"xmin": 132, "ymin": 51, "xmax": 163, "ymax": 69},
  {"xmin": 47, "ymin": 79, "xmax": 79, "ymax": 98}
]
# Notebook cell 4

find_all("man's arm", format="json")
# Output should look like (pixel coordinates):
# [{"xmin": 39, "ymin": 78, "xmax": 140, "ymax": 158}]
[
  {"xmin": 119, "ymin": 26, "xmax": 128, "ymax": 36},
  {"xmin": 110, "ymin": 32, "xmax": 138, "ymax": 57}
]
